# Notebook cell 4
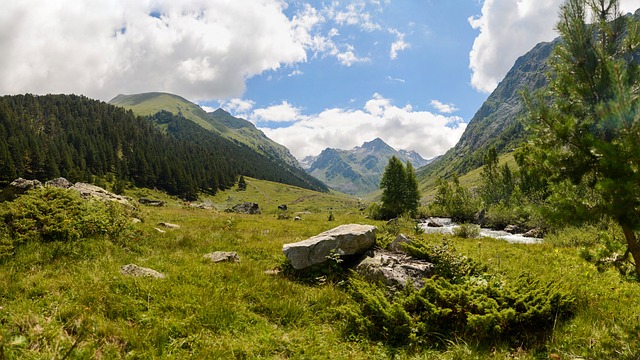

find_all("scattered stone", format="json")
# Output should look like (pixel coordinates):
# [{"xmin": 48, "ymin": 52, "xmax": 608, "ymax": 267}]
[
  {"xmin": 293, "ymin": 216, "xmax": 302, "ymax": 221},
  {"xmin": 523, "ymin": 228, "xmax": 544, "ymax": 238},
  {"xmin": 131, "ymin": 218, "xmax": 142, "ymax": 224},
  {"xmin": 70, "ymin": 182, "xmax": 130, "ymax": 205},
  {"xmin": 504, "ymin": 225, "xmax": 523, "ymax": 234},
  {"xmin": 120, "ymin": 264, "xmax": 165, "ymax": 279},
  {"xmin": 230, "ymin": 202, "xmax": 261, "ymax": 214},
  {"xmin": 203, "ymin": 251, "xmax": 240, "ymax": 263},
  {"xmin": 191, "ymin": 202, "xmax": 214, "ymax": 210},
  {"xmin": 158, "ymin": 222, "xmax": 180, "ymax": 229},
  {"xmin": 295, "ymin": 211, "xmax": 312, "ymax": 215},
  {"xmin": 355, "ymin": 250, "xmax": 433, "ymax": 289},
  {"xmin": 139, "ymin": 198, "xmax": 165, "ymax": 206},
  {"xmin": 278, "ymin": 204, "xmax": 288, "ymax": 211},
  {"xmin": 45, "ymin": 177, "xmax": 73, "ymax": 189},
  {"xmin": 425, "ymin": 217, "xmax": 452, "ymax": 227},
  {"xmin": 1, "ymin": 178, "xmax": 43, "ymax": 201},
  {"xmin": 283, "ymin": 224, "xmax": 377, "ymax": 269},
  {"xmin": 387, "ymin": 233, "xmax": 411, "ymax": 253},
  {"xmin": 154, "ymin": 228, "xmax": 166, "ymax": 233}
]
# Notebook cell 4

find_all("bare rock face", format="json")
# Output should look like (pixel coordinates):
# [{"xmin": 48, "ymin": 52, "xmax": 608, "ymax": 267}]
[
  {"xmin": 283, "ymin": 224, "xmax": 377, "ymax": 269},
  {"xmin": 204, "ymin": 251, "xmax": 240, "ymax": 263},
  {"xmin": 70, "ymin": 182, "xmax": 129, "ymax": 205},
  {"xmin": 120, "ymin": 264, "xmax": 165, "ymax": 279},
  {"xmin": 355, "ymin": 250, "xmax": 434, "ymax": 289}
]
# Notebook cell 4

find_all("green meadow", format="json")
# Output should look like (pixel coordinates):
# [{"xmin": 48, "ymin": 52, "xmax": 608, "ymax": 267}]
[{"xmin": 1, "ymin": 178, "xmax": 639, "ymax": 359}]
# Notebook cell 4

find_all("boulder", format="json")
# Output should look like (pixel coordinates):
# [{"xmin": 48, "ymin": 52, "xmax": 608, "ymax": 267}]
[
  {"xmin": 283, "ymin": 224, "xmax": 377, "ymax": 269},
  {"xmin": 425, "ymin": 217, "xmax": 452, "ymax": 228},
  {"xmin": 355, "ymin": 250, "xmax": 433, "ymax": 289},
  {"xmin": 120, "ymin": 264, "xmax": 165, "ymax": 279},
  {"xmin": 231, "ymin": 202, "xmax": 261, "ymax": 214},
  {"xmin": 45, "ymin": 177, "xmax": 73, "ymax": 189},
  {"xmin": 504, "ymin": 225, "xmax": 523, "ymax": 234},
  {"xmin": 278, "ymin": 204, "xmax": 288, "ymax": 211},
  {"xmin": 387, "ymin": 233, "xmax": 411, "ymax": 253},
  {"xmin": 139, "ymin": 198, "xmax": 165, "ymax": 206},
  {"xmin": 70, "ymin": 182, "xmax": 129, "ymax": 205},
  {"xmin": 204, "ymin": 251, "xmax": 240, "ymax": 263},
  {"xmin": 1, "ymin": 178, "xmax": 43, "ymax": 201}
]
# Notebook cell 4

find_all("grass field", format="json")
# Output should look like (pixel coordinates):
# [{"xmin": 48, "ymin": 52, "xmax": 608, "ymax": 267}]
[{"xmin": 1, "ymin": 178, "xmax": 639, "ymax": 359}]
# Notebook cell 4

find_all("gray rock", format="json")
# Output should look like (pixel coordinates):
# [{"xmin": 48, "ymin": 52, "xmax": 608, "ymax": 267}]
[
  {"xmin": 139, "ymin": 198, "xmax": 165, "ymax": 206},
  {"xmin": 1, "ymin": 178, "xmax": 43, "ymax": 201},
  {"xmin": 523, "ymin": 228, "xmax": 543, "ymax": 238},
  {"xmin": 387, "ymin": 233, "xmax": 411, "ymax": 253},
  {"xmin": 158, "ymin": 222, "xmax": 180, "ymax": 229},
  {"xmin": 504, "ymin": 225, "xmax": 522, "ymax": 234},
  {"xmin": 120, "ymin": 264, "xmax": 165, "ymax": 279},
  {"xmin": 231, "ymin": 202, "xmax": 261, "ymax": 214},
  {"xmin": 278, "ymin": 204, "xmax": 288, "ymax": 211},
  {"xmin": 283, "ymin": 224, "xmax": 377, "ymax": 269},
  {"xmin": 204, "ymin": 251, "xmax": 240, "ymax": 263},
  {"xmin": 70, "ymin": 182, "xmax": 130, "ymax": 205},
  {"xmin": 293, "ymin": 216, "xmax": 302, "ymax": 221},
  {"xmin": 45, "ymin": 177, "xmax": 73, "ymax": 189},
  {"xmin": 355, "ymin": 250, "xmax": 433, "ymax": 289}
]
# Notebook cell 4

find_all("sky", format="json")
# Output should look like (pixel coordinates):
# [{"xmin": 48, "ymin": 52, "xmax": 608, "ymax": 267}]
[{"xmin": 1, "ymin": 0, "xmax": 638, "ymax": 160}]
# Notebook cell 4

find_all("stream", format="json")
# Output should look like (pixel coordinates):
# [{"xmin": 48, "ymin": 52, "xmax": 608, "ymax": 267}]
[{"xmin": 419, "ymin": 218, "xmax": 541, "ymax": 244}]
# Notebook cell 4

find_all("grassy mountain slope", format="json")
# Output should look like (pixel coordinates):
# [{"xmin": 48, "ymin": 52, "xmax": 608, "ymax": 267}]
[
  {"xmin": 416, "ymin": 39, "xmax": 557, "ymax": 192},
  {"xmin": 306, "ymin": 138, "xmax": 431, "ymax": 196},
  {"xmin": 109, "ymin": 93, "xmax": 302, "ymax": 169}
]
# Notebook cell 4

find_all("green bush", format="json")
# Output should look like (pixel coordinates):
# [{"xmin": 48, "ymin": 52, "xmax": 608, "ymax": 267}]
[
  {"xmin": 342, "ymin": 273, "xmax": 575, "ymax": 348},
  {"xmin": 453, "ymin": 223, "xmax": 480, "ymax": 239},
  {"xmin": 403, "ymin": 238, "xmax": 482, "ymax": 281},
  {"xmin": 0, "ymin": 187, "xmax": 135, "ymax": 258}
]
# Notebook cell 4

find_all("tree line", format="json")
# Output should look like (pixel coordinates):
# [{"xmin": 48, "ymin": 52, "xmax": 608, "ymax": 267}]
[{"xmin": 0, "ymin": 94, "xmax": 327, "ymax": 199}]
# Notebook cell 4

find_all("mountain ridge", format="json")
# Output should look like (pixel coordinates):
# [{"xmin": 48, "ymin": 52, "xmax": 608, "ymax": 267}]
[{"xmin": 304, "ymin": 138, "xmax": 431, "ymax": 196}]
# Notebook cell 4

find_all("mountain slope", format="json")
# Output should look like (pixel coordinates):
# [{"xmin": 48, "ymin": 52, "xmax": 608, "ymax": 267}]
[
  {"xmin": 109, "ymin": 92, "xmax": 302, "ymax": 169},
  {"xmin": 0, "ymin": 94, "xmax": 327, "ymax": 197},
  {"xmin": 416, "ymin": 38, "xmax": 557, "ymax": 189},
  {"xmin": 305, "ymin": 138, "xmax": 431, "ymax": 195}
]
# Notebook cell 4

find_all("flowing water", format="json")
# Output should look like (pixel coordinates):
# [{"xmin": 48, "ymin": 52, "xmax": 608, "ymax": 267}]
[{"xmin": 419, "ymin": 218, "xmax": 541, "ymax": 244}]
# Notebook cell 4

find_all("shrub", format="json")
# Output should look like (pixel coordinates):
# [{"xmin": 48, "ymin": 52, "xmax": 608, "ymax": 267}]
[
  {"xmin": 342, "ymin": 273, "xmax": 575, "ymax": 348},
  {"xmin": 0, "ymin": 187, "xmax": 135, "ymax": 258},
  {"xmin": 403, "ymin": 238, "xmax": 482, "ymax": 281},
  {"xmin": 453, "ymin": 223, "xmax": 480, "ymax": 239}
]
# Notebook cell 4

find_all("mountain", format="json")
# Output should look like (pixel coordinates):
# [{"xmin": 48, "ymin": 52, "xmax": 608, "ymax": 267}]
[
  {"xmin": 416, "ymin": 38, "xmax": 557, "ymax": 188},
  {"xmin": 109, "ymin": 92, "xmax": 302, "ymax": 169},
  {"xmin": 305, "ymin": 138, "xmax": 431, "ymax": 195},
  {"xmin": 0, "ymin": 94, "xmax": 327, "ymax": 198}
]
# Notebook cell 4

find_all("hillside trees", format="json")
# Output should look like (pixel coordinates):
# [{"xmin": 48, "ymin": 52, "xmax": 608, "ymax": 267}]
[
  {"xmin": 521, "ymin": 0, "xmax": 640, "ymax": 275},
  {"xmin": 378, "ymin": 156, "xmax": 421, "ymax": 219}
]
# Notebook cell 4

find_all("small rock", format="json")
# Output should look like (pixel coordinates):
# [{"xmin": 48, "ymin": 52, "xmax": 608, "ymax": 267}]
[
  {"xmin": 230, "ymin": 202, "xmax": 261, "ymax": 214},
  {"xmin": 387, "ymin": 234, "xmax": 411, "ymax": 253},
  {"xmin": 70, "ymin": 182, "xmax": 130, "ymax": 205},
  {"xmin": 131, "ymin": 218, "xmax": 142, "ymax": 224},
  {"xmin": 504, "ymin": 225, "xmax": 522, "ymax": 234},
  {"xmin": 355, "ymin": 250, "xmax": 433, "ymax": 289},
  {"xmin": 293, "ymin": 216, "xmax": 302, "ymax": 221},
  {"xmin": 139, "ymin": 198, "xmax": 165, "ymax": 206},
  {"xmin": 120, "ymin": 264, "xmax": 165, "ymax": 279},
  {"xmin": 523, "ymin": 228, "xmax": 543, "ymax": 238},
  {"xmin": 278, "ymin": 204, "xmax": 288, "ymax": 211},
  {"xmin": 1, "ymin": 178, "xmax": 43, "ymax": 201},
  {"xmin": 158, "ymin": 222, "xmax": 180, "ymax": 229},
  {"xmin": 203, "ymin": 251, "xmax": 240, "ymax": 263},
  {"xmin": 154, "ymin": 228, "xmax": 166, "ymax": 233}
]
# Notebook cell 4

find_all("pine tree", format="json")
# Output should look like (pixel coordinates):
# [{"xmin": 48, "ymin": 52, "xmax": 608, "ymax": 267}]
[
  {"xmin": 521, "ymin": 0, "xmax": 640, "ymax": 275},
  {"xmin": 237, "ymin": 175, "xmax": 247, "ymax": 191},
  {"xmin": 379, "ymin": 156, "xmax": 421, "ymax": 219}
]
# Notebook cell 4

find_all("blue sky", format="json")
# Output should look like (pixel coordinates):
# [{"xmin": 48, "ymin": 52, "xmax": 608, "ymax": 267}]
[{"xmin": 1, "ymin": 0, "xmax": 637, "ymax": 160}]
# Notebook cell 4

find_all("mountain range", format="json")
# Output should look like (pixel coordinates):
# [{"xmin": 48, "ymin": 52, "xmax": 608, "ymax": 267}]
[{"xmin": 302, "ymin": 138, "xmax": 432, "ymax": 196}]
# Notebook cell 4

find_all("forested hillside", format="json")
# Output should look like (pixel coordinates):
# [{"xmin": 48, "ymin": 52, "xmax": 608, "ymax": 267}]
[{"xmin": 0, "ymin": 94, "xmax": 327, "ymax": 199}]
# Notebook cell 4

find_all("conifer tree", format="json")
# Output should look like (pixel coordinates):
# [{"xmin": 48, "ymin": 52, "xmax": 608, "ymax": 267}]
[
  {"xmin": 521, "ymin": 0, "xmax": 640, "ymax": 275},
  {"xmin": 380, "ymin": 156, "xmax": 421, "ymax": 218}
]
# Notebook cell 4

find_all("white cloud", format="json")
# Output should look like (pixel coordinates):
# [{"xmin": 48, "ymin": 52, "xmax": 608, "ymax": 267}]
[
  {"xmin": 386, "ymin": 76, "xmax": 405, "ymax": 83},
  {"xmin": 288, "ymin": 70, "xmax": 304, "ymax": 77},
  {"xmin": 389, "ymin": 28, "xmax": 410, "ymax": 60},
  {"xmin": 430, "ymin": 100, "xmax": 458, "ymax": 114},
  {"xmin": 0, "ymin": 0, "xmax": 309, "ymax": 101},
  {"xmin": 251, "ymin": 101, "xmax": 306, "ymax": 123},
  {"xmin": 333, "ymin": 1, "xmax": 382, "ymax": 31},
  {"xmin": 469, "ymin": 0, "xmax": 639, "ymax": 93},
  {"xmin": 218, "ymin": 98, "xmax": 255, "ymax": 119},
  {"xmin": 257, "ymin": 94, "xmax": 466, "ymax": 160}
]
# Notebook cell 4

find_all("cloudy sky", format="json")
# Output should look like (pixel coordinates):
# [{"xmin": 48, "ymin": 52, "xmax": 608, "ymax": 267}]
[{"xmin": 1, "ymin": 0, "xmax": 638, "ymax": 160}]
